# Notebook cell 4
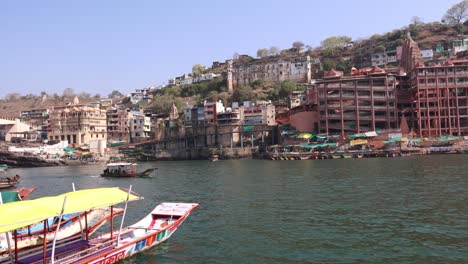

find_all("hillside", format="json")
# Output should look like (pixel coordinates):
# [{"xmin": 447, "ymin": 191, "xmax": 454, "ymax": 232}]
[
  {"xmin": 0, "ymin": 22, "xmax": 465, "ymax": 117},
  {"xmin": 0, "ymin": 95, "xmax": 102, "ymax": 118}
]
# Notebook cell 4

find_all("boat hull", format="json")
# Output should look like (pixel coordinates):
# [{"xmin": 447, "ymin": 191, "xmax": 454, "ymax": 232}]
[
  {"xmin": 87, "ymin": 203, "xmax": 198, "ymax": 264},
  {"xmin": 0, "ymin": 182, "xmax": 17, "ymax": 189},
  {"xmin": 100, "ymin": 168, "xmax": 155, "ymax": 178}
]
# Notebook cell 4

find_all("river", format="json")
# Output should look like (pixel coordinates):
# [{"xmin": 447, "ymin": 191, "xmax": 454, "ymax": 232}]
[{"xmin": 6, "ymin": 155, "xmax": 468, "ymax": 263}]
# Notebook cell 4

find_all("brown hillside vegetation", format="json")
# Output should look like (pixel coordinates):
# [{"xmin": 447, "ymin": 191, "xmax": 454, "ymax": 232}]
[{"xmin": 0, "ymin": 96, "xmax": 100, "ymax": 117}]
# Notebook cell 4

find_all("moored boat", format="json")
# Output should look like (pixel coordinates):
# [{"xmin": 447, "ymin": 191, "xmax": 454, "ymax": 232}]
[
  {"xmin": 0, "ymin": 175, "xmax": 20, "ymax": 189},
  {"xmin": 0, "ymin": 187, "xmax": 198, "ymax": 264},
  {"xmin": 0, "ymin": 187, "xmax": 36, "ymax": 203},
  {"xmin": 0, "ymin": 207, "xmax": 123, "ymax": 254}
]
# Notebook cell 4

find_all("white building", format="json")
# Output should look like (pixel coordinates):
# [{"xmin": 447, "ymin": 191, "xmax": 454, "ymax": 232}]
[
  {"xmin": 420, "ymin": 49, "xmax": 434, "ymax": 60},
  {"xmin": 130, "ymin": 111, "xmax": 151, "ymax": 142}
]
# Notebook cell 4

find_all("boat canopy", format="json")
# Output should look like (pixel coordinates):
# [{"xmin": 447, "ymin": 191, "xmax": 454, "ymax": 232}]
[
  {"xmin": 0, "ymin": 187, "xmax": 142, "ymax": 233},
  {"xmin": 106, "ymin": 162, "xmax": 136, "ymax": 167}
]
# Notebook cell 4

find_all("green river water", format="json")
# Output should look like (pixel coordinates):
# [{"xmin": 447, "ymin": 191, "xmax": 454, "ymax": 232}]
[{"xmin": 6, "ymin": 155, "xmax": 468, "ymax": 263}]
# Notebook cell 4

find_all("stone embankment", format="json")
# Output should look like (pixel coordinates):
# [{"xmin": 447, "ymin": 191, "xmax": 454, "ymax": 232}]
[{"xmin": 0, "ymin": 150, "xmax": 63, "ymax": 167}]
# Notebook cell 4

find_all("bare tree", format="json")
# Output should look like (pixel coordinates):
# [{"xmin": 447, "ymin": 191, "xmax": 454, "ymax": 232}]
[
  {"xmin": 62, "ymin": 87, "xmax": 75, "ymax": 98},
  {"xmin": 292, "ymin": 41, "xmax": 305, "ymax": 51},
  {"xmin": 442, "ymin": 0, "xmax": 468, "ymax": 24},
  {"xmin": 5, "ymin": 93, "xmax": 20, "ymax": 101},
  {"xmin": 411, "ymin": 16, "xmax": 423, "ymax": 25}
]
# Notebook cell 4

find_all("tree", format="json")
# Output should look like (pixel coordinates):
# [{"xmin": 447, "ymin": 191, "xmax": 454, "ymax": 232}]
[
  {"xmin": 321, "ymin": 36, "xmax": 352, "ymax": 57},
  {"xmin": 78, "ymin": 92, "xmax": 91, "ymax": 99},
  {"xmin": 411, "ymin": 16, "xmax": 423, "ymax": 25},
  {"xmin": 232, "ymin": 85, "xmax": 254, "ymax": 102},
  {"xmin": 442, "ymin": 0, "xmax": 468, "ymax": 24},
  {"xmin": 268, "ymin": 46, "xmax": 280, "ymax": 56},
  {"xmin": 108, "ymin": 90, "xmax": 123, "ymax": 99},
  {"xmin": 5, "ymin": 93, "xmax": 20, "ymax": 101},
  {"xmin": 292, "ymin": 41, "xmax": 305, "ymax": 51},
  {"xmin": 93, "ymin": 93, "xmax": 101, "ymax": 99},
  {"xmin": 278, "ymin": 81, "xmax": 297, "ymax": 98},
  {"xmin": 233, "ymin": 52, "xmax": 240, "ymax": 60},
  {"xmin": 150, "ymin": 94, "xmax": 184, "ymax": 115},
  {"xmin": 63, "ymin": 88, "xmax": 75, "ymax": 98},
  {"xmin": 321, "ymin": 36, "xmax": 352, "ymax": 49},
  {"xmin": 322, "ymin": 59, "xmax": 336, "ymax": 71},
  {"xmin": 257, "ymin": 48, "xmax": 269, "ymax": 58},
  {"xmin": 192, "ymin": 64, "xmax": 204, "ymax": 76},
  {"xmin": 375, "ymin": 45, "xmax": 385, "ymax": 53}
]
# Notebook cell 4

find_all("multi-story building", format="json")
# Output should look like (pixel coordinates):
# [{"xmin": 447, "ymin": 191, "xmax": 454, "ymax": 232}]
[
  {"xmin": 169, "ymin": 73, "xmax": 221, "ymax": 87},
  {"xmin": 130, "ymin": 88, "xmax": 153, "ymax": 104},
  {"xmin": 316, "ymin": 67, "xmax": 399, "ymax": 135},
  {"xmin": 400, "ymin": 35, "xmax": 468, "ymax": 137},
  {"xmin": 204, "ymin": 101, "xmax": 225, "ymax": 125},
  {"xmin": 20, "ymin": 108, "xmax": 49, "ymax": 139},
  {"xmin": 217, "ymin": 108, "xmax": 242, "ymax": 125},
  {"xmin": 229, "ymin": 55, "xmax": 311, "ymax": 89},
  {"xmin": 47, "ymin": 105, "xmax": 107, "ymax": 145},
  {"xmin": 107, "ymin": 108, "xmax": 133, "ymax": 143},
  {"xmin": 241, "ymin": 103, "xmax": 276, "ymax": 126},
  {"xmin": 130, "ymin": 111, "xmax": 151, "ymax": 142}
]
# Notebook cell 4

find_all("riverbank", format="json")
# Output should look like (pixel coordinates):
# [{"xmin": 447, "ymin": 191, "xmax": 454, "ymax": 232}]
[{"xmin": 0, "ymin": 150, "xmax": 64, "ymax": 167}]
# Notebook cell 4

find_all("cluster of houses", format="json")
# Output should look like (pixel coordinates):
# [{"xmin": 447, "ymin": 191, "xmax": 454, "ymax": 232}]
[
  {"xmin": 369, "ymin": 39, "xmax": 468, "ymax": 67},
  {"xmin": 0, "ymin": 92, "xmax": 278, "ymax": 154},
  {"xmin": 3, "ymin": 34, "xmax": 468, "ymax": 157}
]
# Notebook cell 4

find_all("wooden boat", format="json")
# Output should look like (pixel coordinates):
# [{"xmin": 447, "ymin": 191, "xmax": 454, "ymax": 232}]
[
  {"xmin": 14, "ymin": 188, "xmax": 36, "ymax": 201},
  {"xmin": 0, "ymin": 187, "xmax": 198, "ymax": 264},
  {"xmin": 101, "ymin": 163, "xmax": 156, "ymax": 178},
  {"xmin": 0, "ymin": 165, "xmax": 8, "ymax": 172},
  {"xmin": 0, "ymin": 188, "xmax": 36, "ymax": 204},
  {"xmin": 0, "ymin": 175, "xmax": 20, "ymax": 189},
  {"xmin": 0, "ymin": 207, "xmax": 123, "ymax": 254}
]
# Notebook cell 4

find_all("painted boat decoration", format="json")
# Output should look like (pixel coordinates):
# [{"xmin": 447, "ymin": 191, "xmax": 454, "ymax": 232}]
[{"xmin": 0, "ymin": 187, "xmax": 198, "ymax": 264}]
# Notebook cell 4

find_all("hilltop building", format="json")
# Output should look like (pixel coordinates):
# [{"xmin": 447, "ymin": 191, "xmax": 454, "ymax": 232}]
[{"xmin": 229, "ymin": 55, "xmax": 312, "ymax": 90}]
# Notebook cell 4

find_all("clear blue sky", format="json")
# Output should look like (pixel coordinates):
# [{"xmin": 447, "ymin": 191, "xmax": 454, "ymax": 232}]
[{"xmin": 0, "ymin": 0, "xmax": 459, "ymax": 98}]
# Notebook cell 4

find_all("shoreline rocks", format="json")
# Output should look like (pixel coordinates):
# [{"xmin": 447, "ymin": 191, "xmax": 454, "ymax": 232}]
[{"xmin": 0, "ymin": 151, "xmax": 63, "ymax": 168}]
